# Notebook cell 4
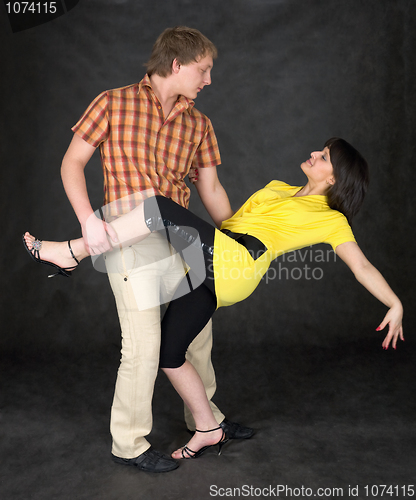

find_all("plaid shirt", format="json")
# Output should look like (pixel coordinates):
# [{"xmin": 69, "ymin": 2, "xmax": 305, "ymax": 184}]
[{"xmin": 72, "ymin": 74, "xmax": 221, "ymax": 216}]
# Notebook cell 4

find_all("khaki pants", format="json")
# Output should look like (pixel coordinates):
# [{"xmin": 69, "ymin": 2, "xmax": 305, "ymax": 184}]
[{"xmin": 105, "ymin": 233, "xmax": 224, "ymax": 458}]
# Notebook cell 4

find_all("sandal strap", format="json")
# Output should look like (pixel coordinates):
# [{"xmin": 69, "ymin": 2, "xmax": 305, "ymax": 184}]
[
  {"xmin": 181, "ymin": 446, "xmax": 197, "ymax": 459},
  {"xmin": 67, "ymin": 240, "xmax": 80, "ymax": 265},
  {"xmin": 195, "ymin": 426, "xmax": 222, "ymax": 433},
  {"xmin": 32, "ymin": 239, "xmax": 42, "ymax": 261}
]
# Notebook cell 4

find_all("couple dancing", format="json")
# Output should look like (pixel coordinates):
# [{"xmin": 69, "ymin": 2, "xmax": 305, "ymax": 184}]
[
  {"xmin": 22, "ymin": 26, "xmax": 403, "ymax": 472},
  {"xmin": 24, "ymin": 136, "xmax": 404, "ymax": 462}
]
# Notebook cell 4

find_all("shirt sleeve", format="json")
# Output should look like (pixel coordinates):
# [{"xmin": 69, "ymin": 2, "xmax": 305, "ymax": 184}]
[
  {"xmin": 325, "ymin": 216, "xmax": 356, "ymax": 251},
  {"xmin": 71, "ymin": 91, "xmax": 110, "ymax": 148},
  {"xmin": 191, "ymin": 118, "xmax": 221, "ymax": 169}
]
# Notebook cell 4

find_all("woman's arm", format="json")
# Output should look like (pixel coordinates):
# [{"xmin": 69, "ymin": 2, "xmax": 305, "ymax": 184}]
[{"xmin": 335, "ymin": 241, "xmax": 404, "ymax": 349}]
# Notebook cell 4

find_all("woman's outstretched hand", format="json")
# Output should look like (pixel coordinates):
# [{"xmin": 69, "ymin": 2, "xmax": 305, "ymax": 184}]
[
  {"xmin": 334, "ymin": 242, "xmax": 404, "ymax": 351},
  {"xmin": 82, "ymin": 214, "xmax": 119, "ymax": 255},
  {"xmin": 377, "ymin": 302, "xmax": 404, "ymax": 350}
]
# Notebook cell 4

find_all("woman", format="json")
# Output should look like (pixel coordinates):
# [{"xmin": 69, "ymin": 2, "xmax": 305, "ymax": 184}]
[{"xmin": 23, "ymin": 138, "xmax": 404, "ymax": 459}]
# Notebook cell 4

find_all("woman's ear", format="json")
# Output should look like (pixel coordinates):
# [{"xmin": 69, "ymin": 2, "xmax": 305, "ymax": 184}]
[{"xmin": 327, "ymin": 176, "xmax": 335, "ymax": 185}]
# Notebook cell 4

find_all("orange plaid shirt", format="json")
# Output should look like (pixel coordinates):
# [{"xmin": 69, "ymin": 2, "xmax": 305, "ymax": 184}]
[{"xmin": 72, "ymin": 74, "xmax": 221, "ymax": 216}]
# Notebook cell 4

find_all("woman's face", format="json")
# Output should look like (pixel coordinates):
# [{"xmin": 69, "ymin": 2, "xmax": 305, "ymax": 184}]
[{"xmin": 301, "ymin": 147, "xmax": 335, "ymax": 186}]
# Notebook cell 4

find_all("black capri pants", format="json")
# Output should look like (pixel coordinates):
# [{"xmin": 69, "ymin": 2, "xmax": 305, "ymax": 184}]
[{"xmin": 144, "ymin": 195, "xmax": 218, "ymax": 369}]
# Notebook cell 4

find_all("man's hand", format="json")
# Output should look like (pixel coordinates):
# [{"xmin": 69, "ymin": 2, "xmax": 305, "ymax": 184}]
[{"xmin": 82, "ymin": 214, "xmax": 119, "ymax": 255}]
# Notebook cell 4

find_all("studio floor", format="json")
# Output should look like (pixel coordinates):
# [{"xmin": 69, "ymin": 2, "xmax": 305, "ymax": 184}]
[{"xmin": 1, "ymin": 336, "xmax": 415, "ymax": 500}]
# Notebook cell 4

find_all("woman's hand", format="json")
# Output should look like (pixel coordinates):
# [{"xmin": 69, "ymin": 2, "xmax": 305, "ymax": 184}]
[
  {"xmin": 335, "ymin": 242, "xmax": 405, "ymax": 350},
  {"xmin": 188, "ymin": 166, "xmax": 199, "ymax": 184},
  {"xmin": 377, "ymin": 302, "xmax": 404, "ymax": 350},
  {"xmin": 82, "ymin": 214, "xmax": 119, "ymax": 255}
]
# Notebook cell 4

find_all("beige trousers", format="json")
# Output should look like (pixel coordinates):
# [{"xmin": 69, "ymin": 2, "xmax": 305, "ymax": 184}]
[{"xmin": 105, "ymin": 233, "xmax": 224, "ymax": 459}]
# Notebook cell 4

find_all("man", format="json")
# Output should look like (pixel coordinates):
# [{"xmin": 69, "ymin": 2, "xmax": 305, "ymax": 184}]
[{"xmin": 60, "ymin": 27, "xmax": 253, "ymax": 473}]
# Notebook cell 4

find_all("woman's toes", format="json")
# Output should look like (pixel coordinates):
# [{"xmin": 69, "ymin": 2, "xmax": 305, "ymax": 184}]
[
  {"xmin": 171, "ymin": 448, "xmax": 183, "ymax": 459},
  {"xmin": 24, "ymin": 232, "xmax": 35, "ymax": 247}
]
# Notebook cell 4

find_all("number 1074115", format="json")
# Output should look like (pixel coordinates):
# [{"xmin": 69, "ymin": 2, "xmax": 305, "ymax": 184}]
[{"xmin": 5, "ymin": 2, "xmax": 58, "ymax": 14}]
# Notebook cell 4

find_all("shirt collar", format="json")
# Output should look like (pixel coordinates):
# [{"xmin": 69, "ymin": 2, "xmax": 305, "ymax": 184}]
[{"xmin": 138, "ymin": 74, "xmax": 196, "ymax": 113}]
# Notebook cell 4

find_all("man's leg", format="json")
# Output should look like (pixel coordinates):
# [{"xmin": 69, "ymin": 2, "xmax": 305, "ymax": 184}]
[{"xmin": 105, "ymin": 234, "xmax": 180, "ymax": 472}]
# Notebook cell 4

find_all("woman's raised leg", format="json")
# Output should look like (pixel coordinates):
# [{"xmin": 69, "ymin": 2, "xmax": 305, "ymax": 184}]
[
  {"xmin": 22, "ymin": 202, "xmax": 151, "ymax": 271},
  {"xmin": 23, "ymin": 232, "xmax": 89, "ymax": 269}
]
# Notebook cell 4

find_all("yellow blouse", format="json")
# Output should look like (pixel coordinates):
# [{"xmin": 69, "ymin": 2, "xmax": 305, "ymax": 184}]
[{"xmin": 212, "ymin": 181, "xmax": 355, "ymax": 308}]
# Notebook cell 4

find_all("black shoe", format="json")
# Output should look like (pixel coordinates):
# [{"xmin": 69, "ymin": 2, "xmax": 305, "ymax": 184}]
[
  {"xmin": 219, "ymin": 418, "xmax": 254, "ymax": 439},
  {"xmin": 178, "ymin": 426, "xmax": 228, "ymax": 459},
  {"xmin": 22, "ymin": 235, "xmax": 79, "ymax": 278},
  {"xmin": 111, "ymin": 447, "xmax": 179, "ymax": 473}
]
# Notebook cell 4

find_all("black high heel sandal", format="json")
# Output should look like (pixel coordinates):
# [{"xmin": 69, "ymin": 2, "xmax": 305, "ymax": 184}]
[
  {"xmin": 179, "ymin": 426, "xmax": 228, "ymax": 459},
  {"xmin": 22, "ymin": 235, "xmax": 80, "ymax": 278}
]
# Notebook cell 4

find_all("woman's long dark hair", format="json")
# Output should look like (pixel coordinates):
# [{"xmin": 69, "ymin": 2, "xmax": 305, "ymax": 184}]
[{"xmin": 325, "ymin": 137, "xmax": 369, "ymax": 223}]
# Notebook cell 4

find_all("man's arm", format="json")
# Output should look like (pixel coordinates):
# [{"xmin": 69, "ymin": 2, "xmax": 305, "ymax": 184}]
[
  {"xmin": 61, "ymin": 133, "xmax": 117, "ymax": 254},
  {"xmin": 193, "ymin": 166, "xmax": 234, "ymax": 227}
]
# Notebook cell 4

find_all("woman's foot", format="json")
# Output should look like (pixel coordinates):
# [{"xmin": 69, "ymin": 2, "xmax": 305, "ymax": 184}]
[
  {"xmin": 171, "ymin": 426, "xmax": 226, "ymax": 459},
  {"xmin": 23, "ymin": 232, "xmax": 81, "ymax": 271}
]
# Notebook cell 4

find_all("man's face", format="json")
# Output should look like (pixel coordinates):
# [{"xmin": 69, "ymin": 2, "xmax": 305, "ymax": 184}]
[{"xmin": 175, "ymin": 54, "xmax": 213, "ymax": 99}]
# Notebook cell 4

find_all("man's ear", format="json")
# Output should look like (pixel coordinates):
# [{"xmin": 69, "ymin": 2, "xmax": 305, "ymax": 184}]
[{"xmin": 172, "ymin": 58, "xmax": 181, "ymax": 74}]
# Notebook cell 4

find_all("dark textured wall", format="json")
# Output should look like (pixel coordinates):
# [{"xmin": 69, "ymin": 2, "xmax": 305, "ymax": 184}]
[{"xmin": 1, "ymin": 0, "xmax": 415, "ymax": 353}]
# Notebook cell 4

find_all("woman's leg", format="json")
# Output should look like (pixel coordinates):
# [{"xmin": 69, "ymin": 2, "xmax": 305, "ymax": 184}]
[
  {"xmin": 162, "ymin": 361, "xmax": 224, "ymax": 458},
  {"xmin": 23, "ymin": 232, "xmax": 89, "ymax": 268},
  {"xmin": 159, "ymin": 280, "xmax": 224, "ymax": 458},
  {"xmin": 23, "ymin": 202, "xmax": 149, "ymax": 267},
  {"xmin": 24, "ymin": 195, "xmax": 216, "ymax": 282},
  {"xmin": 159, "ymin": 272, "xmax": 217, "ymax": 368}
]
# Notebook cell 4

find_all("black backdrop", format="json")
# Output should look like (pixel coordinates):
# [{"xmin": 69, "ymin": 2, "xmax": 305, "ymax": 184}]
[{"xmin": 1, "ymin": 1, "xmax": 415, "ymax": 499}]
